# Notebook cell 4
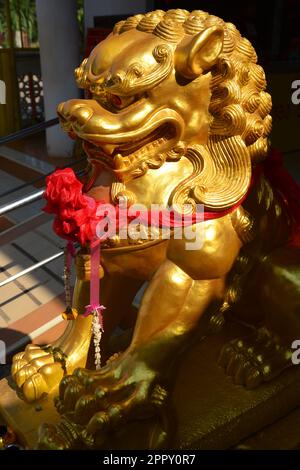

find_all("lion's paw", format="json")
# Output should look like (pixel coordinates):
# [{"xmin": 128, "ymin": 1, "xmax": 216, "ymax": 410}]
[
  {"xmin": 39, "ymin": 356, "xmax": 167, "ymax": 449},
  {"xmin": 218, "ymin": 328, "xmax": 292, "ymax": 389},
  {"xmin": 11, "ymin": 344, "xmax": 65, "ymax": 402}
]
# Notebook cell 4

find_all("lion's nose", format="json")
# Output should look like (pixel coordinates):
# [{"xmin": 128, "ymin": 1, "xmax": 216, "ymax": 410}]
[
  {"xmin": 57, "ymin": 101, "xmax": 93, "ymax": 128},
  {"xmin": 57, "ymin": 102, "xmax": 66, "ymax": 122},
  {"xmin": 70, "ymin": 105, "xmax": 93, "ymax": 127}
]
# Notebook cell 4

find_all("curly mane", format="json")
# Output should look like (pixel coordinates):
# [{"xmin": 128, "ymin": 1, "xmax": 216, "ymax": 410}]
[
  {"xmin": 112, "ymin": 9, "xmax": 272, "ymax": 164},
  {"xmin": 75, "ymin": 9, "xmax": 272, "ymax": 210}
]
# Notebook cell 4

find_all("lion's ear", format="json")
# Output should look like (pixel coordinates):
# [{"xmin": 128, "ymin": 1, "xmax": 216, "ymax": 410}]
[{"xmin": 176, "ymin": 26, "xmax": 224, "ymax": 79}]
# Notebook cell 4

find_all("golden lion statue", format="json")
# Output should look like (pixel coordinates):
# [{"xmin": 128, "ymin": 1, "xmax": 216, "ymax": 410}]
[{"xmin": 10, "ymin": 9, "xmax": 300, "ymax": 449}]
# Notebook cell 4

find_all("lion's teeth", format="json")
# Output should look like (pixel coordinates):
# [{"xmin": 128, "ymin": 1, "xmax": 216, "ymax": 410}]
[
  {"xmin": 101, "ymin": 143, "xmax": 117, "ymax": 155},
  {"xmin": 114, "ymin": 154, "xmax": 131, "ymax": 169},
  {"xmin": 114, "ymin": 154, "xmax": 125, "ymax": 169}
]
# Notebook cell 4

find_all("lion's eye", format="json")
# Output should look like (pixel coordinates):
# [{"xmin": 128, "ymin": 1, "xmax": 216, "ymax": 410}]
[
  {"xmin": 109, "ymin": 93, "xmax": 123, "ymax": 108},
  {"xmin": 107, "ymin": 93, "xmax": 135, "ymax": 110}
]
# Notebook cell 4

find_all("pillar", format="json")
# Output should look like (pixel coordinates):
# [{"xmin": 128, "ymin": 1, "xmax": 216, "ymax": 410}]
[{"xmin": 36, "ymin": 0, "xmax": 80, "ymax": 157}]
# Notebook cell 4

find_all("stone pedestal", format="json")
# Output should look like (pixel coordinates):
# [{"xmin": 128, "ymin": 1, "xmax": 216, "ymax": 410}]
[
  {"xmin": 0, "ymin": 380, "xmax": 59, "ymax": 449},
  {"xmin": 1, "ymin": 319, "xmax": 300, "ymax": 449}
]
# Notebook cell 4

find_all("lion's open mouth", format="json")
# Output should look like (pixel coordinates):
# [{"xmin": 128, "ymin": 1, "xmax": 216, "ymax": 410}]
[{"xmin": 83, "ymin": 122, "xmax": 177, "ymax": 171}]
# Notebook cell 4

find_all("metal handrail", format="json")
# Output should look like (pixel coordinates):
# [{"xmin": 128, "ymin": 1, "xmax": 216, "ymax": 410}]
[
  {"xmin": 0, "ymin": 212, "xmax": 49, "ymax": 246},
  {"xmin": 0, "ymin": 168, "xmax": 86, "ymax": 216},
  {"xmin": 0, "ymin": 157, "xmax": 86, "ymax": 199},
  {"xmin": 0, "ymin": 251, "xmax": 64, "ymax": 288},
  {"xmin": 0, "ymin": 117, "xmax": 77, "ymax": 292},
  {"xmin": 0, "ymin": 189, "xmax": 44, "ymax": 216},
  {"xmin": 0, "ymin": 117, "xmax": 59, "ymax": 146}
]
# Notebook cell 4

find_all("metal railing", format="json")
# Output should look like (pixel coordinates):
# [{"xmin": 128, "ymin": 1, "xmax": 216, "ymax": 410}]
[
  {"xmin": 0, "ymin": 251, "xmax": 64, "ymax": 288},
  {"xmin": 0, "ymin": 117, "xmax": 59, "ymax": 146},
  {"xmin": 0, "ymin": 155, "xmax": 85, "ymax": 199},
  {"xmin": 0, "ymin": 188, "xmax": 44, "ymax": 216},
  {"xmin": 0, "ymin": 164, "xmax": 86, "ymax": 217},
  {"xmin": 0, "ymin": 118, "xmax": 83, "ymax": 289}
]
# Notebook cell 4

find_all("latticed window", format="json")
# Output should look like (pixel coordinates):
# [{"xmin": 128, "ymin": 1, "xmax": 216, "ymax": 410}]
[{"xmin": 0, "ymin": 0, "xmax": 44, "ymax": 129}]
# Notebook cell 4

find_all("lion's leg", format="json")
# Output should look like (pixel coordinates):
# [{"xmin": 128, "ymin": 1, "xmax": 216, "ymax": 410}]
[
  {"xmin": 10, "ymin": 277, "xmax": 92, "ymax": 403},
  {"xmin": 11, "ymin": 270, "xmax": 143, "ymax": 403},
  {"xmin": 219, "ymin": 245, "xmax": 300, "ymax": 388},
  {"xmin": 38, "ymin": 260, "xmax": 224, "ymax": 449}
]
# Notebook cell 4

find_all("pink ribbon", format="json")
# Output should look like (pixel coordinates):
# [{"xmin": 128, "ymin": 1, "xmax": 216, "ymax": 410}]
[
  {"xmin": 83, "ymin": 303, "xmax": 106, "ymax": 328},
  {"xmin": 83, "ymin": 238, "xmax": 105, "ymax": 328},
  {"xmin": 67, "ymin": 240, "xmax": 76, "ymax": 257},
  {"xmin": 66, "ymin": 241, "xmax": 76, "ymax": 270}
]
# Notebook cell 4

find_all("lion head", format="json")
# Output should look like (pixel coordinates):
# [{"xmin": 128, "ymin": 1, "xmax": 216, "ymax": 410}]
[{"xmin": 57, "ymin": 9, "xmax": 271, "ymax": 211}]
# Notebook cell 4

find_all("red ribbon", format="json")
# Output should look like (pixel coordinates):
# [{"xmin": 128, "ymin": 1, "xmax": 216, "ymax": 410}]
[{"xmin": 43, "ymin": 169, "xmax": 256, "ymax": 245}]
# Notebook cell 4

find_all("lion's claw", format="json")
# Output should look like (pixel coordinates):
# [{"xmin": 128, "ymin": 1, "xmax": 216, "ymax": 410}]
[
  {"xmin": 218, "ymin": 328, "xmax": 292, "ymax": 389},
  {"xmin": 39, "ymin": 356, "xmax": 165, "ymax": 449},
  {"xmin": 150, "ymin": 384, "xmax": 168, "ymax": 408}
]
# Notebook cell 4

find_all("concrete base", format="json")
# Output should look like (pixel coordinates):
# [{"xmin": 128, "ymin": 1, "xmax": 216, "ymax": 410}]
[
  {"xmin": 172, "ymin": 322, "xmax": 300, "ymax": 449},
  {"xmin": 236, "ymin": 406, "xmax": 300, "ymax": 450},
  {"xmin": 1, "ymin": 319, "xmax": 300, "ymax": 449}
]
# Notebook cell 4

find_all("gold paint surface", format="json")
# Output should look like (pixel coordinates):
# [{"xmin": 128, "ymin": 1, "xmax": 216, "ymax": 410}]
[{"xmin": 2, "ymin": 9, "xmax": 299, "ymax": 450}]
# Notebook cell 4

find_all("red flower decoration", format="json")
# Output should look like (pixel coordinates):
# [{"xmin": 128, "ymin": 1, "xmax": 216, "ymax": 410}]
[
  {"xmin": 43, "ymin": 167, "xmax": 87, "ymax": 213},
  {"xmin": 43, "ymin": 168, "xmax": 105, "ymax": 246},
  {"xmin": 43, "ymin": 165, "xmax": 250, "ymax": 247}
]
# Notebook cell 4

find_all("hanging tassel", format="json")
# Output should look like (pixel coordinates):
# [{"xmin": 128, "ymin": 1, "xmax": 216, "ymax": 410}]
[
  {"xmin": 84, "ymin": 304, "xmax": 106, "ymax": 370},
  {"xmin": 83, "ymin": 238, "xmax": 105, "ymax": 369},
  {"xmin": 62, "ymin": 241, "xmax": 78, "ymax": 320}
]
